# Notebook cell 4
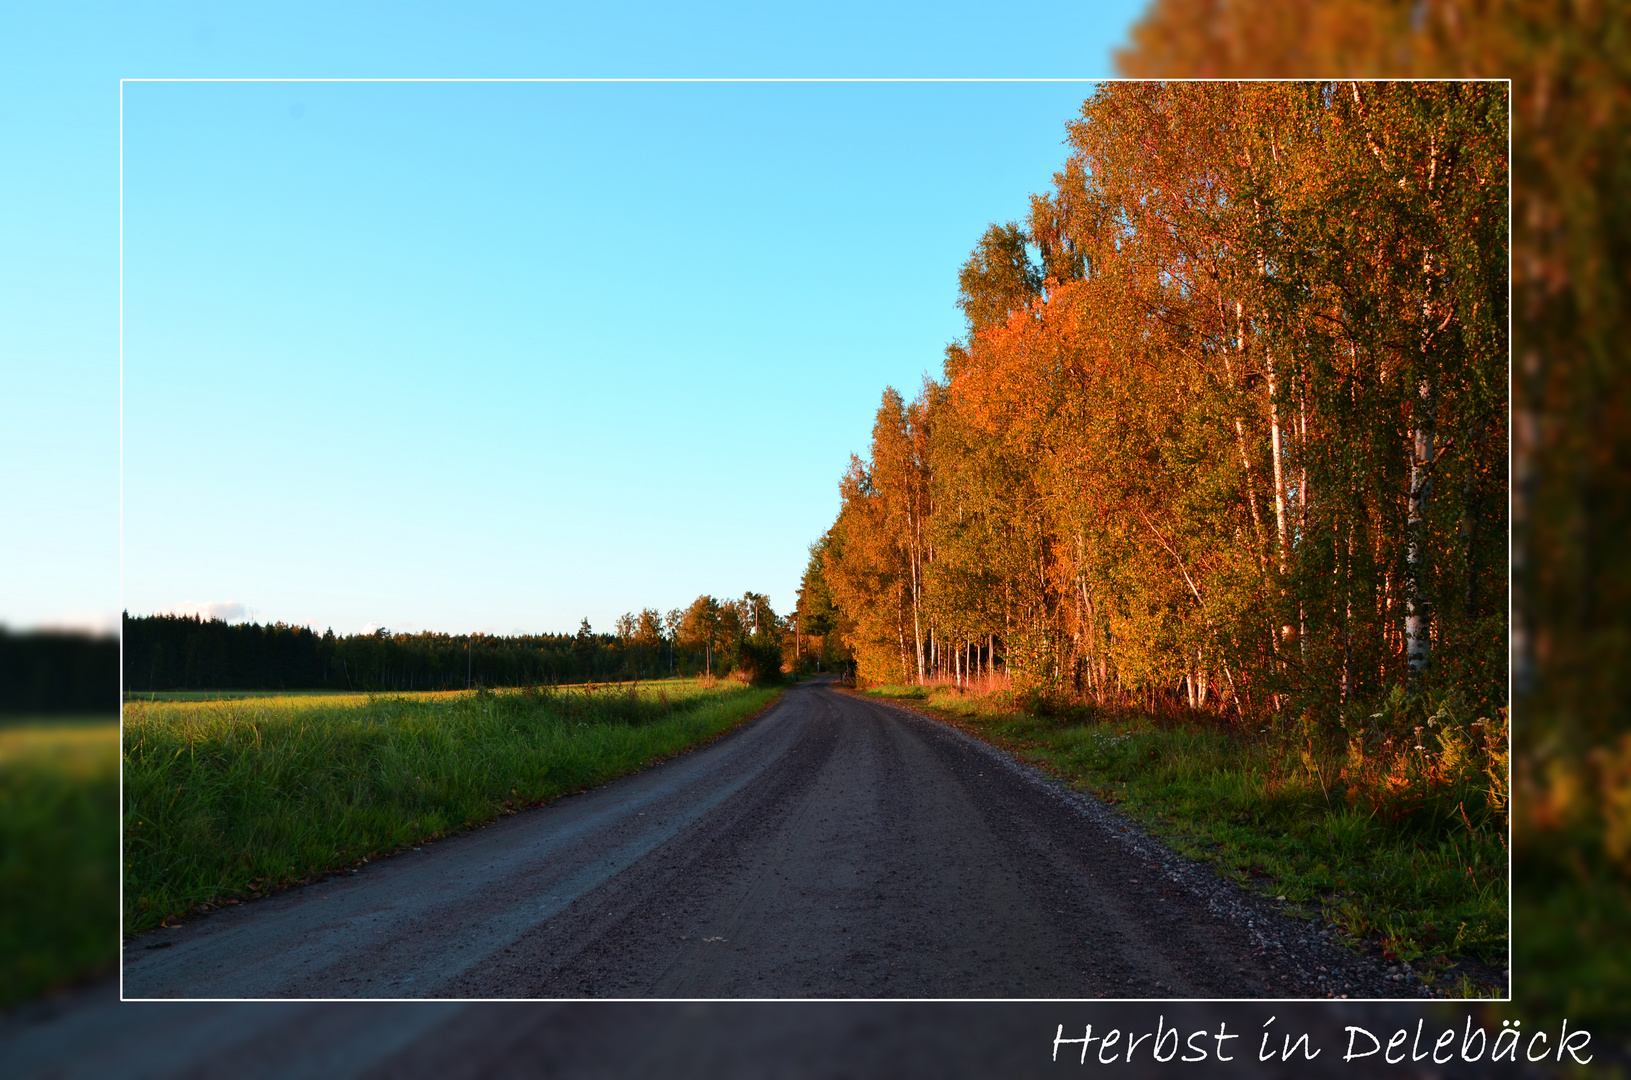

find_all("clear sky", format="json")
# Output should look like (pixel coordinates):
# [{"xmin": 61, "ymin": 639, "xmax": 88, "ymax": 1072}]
[{"xmin": 1, "ymin": 2, "xmax": 1144, "ymax": 638}]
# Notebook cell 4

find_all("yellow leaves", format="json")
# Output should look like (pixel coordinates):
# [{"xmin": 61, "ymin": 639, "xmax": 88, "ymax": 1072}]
[
  {"xmin": 1588, "ymin": 734, "xmax": 1631, "ymax": 865},
  {"xmin": 820, "ymin": 79, "xmax": 1505, "ymax": 715}
]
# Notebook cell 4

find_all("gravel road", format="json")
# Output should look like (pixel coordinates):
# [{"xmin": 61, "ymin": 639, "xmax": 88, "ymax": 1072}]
[{"xmin": 122, "ymin": 676, "xmax": 1429, "ymax": 999}]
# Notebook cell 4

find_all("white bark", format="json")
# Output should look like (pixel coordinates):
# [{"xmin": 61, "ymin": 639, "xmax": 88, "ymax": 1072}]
[
  {"xmin": 1267, "ymin": 351, "xmax": 1288, "ymax": 575},
  {"xmin": 1406, "ymin": 377, "xmax": 1434, "ymax": 672}
]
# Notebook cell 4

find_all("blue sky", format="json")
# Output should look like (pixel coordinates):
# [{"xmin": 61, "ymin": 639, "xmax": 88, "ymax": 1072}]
[{"xmin": 1, "ymin": 2, "xmax": 1144, "ymax": 638}]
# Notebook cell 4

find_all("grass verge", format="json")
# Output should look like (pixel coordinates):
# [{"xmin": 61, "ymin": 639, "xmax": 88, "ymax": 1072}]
[
  {"xmin": 857, "ymin": 682, "xmax": 1508, "ymax": 992},
  {"xmin": 123, "ymin": 679, "xmax": 781, "ymax": 936},
  {"xmin": 0, "ymin": 719, "xmax": 119, "ymax": 1006}
]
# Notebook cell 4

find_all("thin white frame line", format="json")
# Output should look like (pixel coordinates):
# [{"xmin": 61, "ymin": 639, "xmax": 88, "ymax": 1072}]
[
  {"xmin": 120, "ymin": 76, "xmax": 1507, "ymax": 83},
  {"xmin": 126, "ymin": 77, "xmax": 1096, "ymax": 83},
  {"xmin": 114, "ymin": 76, "xmax": 1513, "ymax": 1018},
  {"xmin": 1504, "ymin": 77, "xmax": 1515, "ymax": 1003},
  {"xmin": 117, "ymin": 75, "xmax": 126, "ymax": 1006},
  {"xmin": 128, "ymin": 995, "xmax": 1445, "ymax": 1004}
]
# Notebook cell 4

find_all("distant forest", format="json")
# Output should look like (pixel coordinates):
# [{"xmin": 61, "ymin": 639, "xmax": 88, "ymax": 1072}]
[
  {"xmin": 800, "ymin": 81, "xmax": 1508, "ymax": 720},
  {"xmin": 123, "ymin": 591, "xmax": 791, "ymax": 692},
  {"xmin": 0, "ymin": 629, "xmax": 119, "ymax": 715}
]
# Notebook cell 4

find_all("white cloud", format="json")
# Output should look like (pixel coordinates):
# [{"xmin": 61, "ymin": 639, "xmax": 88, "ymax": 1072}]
[{"xmin": 159, "ymin": 600, "xmax": 253, "ymax": 624}]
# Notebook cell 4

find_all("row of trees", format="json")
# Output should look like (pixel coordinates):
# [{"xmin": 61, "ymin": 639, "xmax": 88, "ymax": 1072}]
[
  {"xmin": 123, "ymin": 593, "xmax": 789, "ymax": 692},
  {"xmin": 617, "ymin": 592, "xmax": 786, "ymax": 683},
  {"xmin": 808, "ymin": 81, "xmax": 1507, "ymax": 722},
  {"xmin": 0, "ymin": 629, "xmax": 119, "ymax": 714}
]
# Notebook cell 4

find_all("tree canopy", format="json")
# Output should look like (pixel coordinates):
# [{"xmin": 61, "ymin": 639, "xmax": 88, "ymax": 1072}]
[{"xmin": 818, "ymin": 81, "xmax": 1508, "ymax": 726}]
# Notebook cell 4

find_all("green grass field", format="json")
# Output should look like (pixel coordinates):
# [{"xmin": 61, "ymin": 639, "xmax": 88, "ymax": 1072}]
[
  {"xmin": 0, "ymin": 718, "xmax": 119, "ymax": 1006},
  {"xmin": 123, "ymin": 679, "xmax": 781, "ymax": 935},
  {"xmin": 124, "ymin": 687, "xmax": 360, "ymax": 703},
  {"xmin": 859, "ymin": 683, "xmax": 1508, "ymax": 995}
]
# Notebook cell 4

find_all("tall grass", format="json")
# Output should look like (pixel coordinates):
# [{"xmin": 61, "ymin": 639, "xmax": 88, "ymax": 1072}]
[
  {"xmin": 0, "ymin": 720, "xmax": 119, "ymax": 1005},
  {"xmin": 862, "ymin": 683, "xmax": 1508, "ymax": 988},
  {"xmin": 123, "ymin": 679, "xmax": 780, "ymax": 935}
]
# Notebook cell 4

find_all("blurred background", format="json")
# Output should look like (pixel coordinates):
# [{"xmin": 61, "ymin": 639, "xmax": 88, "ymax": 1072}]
[{"xmin": 3, "ymin": 0, "xmax": 1627, "ymax": 1071}]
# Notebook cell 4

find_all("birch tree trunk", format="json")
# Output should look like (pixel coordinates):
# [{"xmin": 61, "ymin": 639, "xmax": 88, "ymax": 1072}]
[
  {"xmin": 1407, "ymin": 373, "xmax": 1435, "ymax": 672},
  {"xmin": 1407, "ymin": 135, "xmax": 1443, "ymax": 676},
  {"xmin": 1267, "ymin": 347, "xmax": 1289, "ymax": 576}
]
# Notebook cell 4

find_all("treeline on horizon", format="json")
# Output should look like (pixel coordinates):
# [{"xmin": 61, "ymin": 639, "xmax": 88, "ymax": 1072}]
[
  {"xmin": 0, "ymin": 628, "xmax": 119, "ymax": 715},
  {"xmin": 801, "ymin": 81, "xmax": 1507, "ymax": 724},
  {"xmin": 124, "ymin": 592, "xmax": 790, "ymax": 693}
]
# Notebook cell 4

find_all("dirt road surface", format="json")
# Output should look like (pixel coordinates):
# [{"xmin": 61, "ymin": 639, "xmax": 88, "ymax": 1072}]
[{"xmin": 121, "ymin": 677, "xmax": 1412, "ymax": 999}]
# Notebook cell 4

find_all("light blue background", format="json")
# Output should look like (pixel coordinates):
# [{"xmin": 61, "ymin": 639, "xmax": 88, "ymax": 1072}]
[{"xmin": 1, "ymin": 3, "xmax": 1143, "ymax": 637}]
